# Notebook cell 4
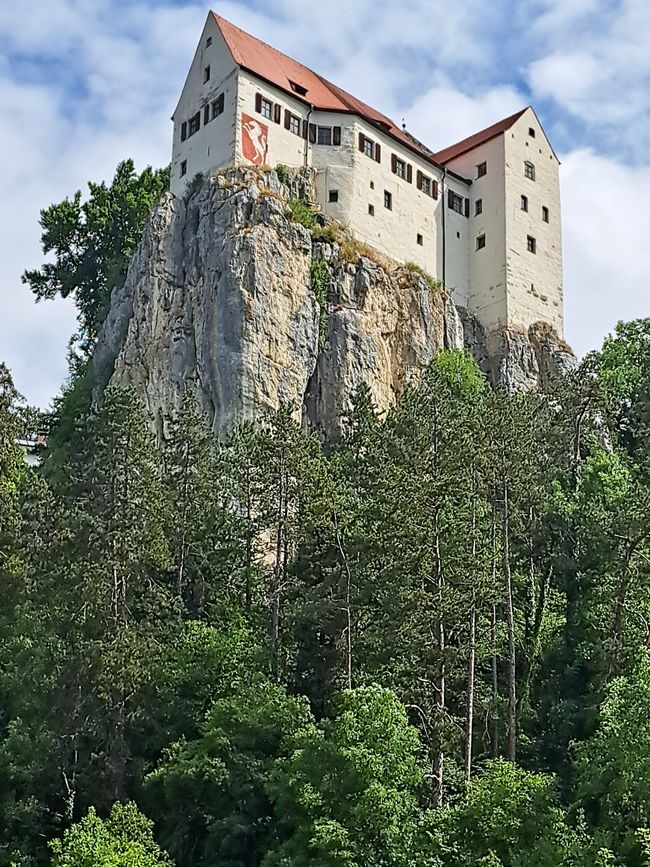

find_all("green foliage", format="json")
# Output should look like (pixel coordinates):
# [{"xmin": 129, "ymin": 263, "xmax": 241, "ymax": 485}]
[
  {"xmin": 264, "ymin": 686, "xmax": 436, "ymax": 866},
  {"xmin": 22, "ymin": 160, "xmax": 169, "ymax": 361},
  {"xmin": 147, "ymin": 681, "xmax": 312, "ymax": 867},
  {"xmin": 49, "ymin": 802, "xmax": 173, "ymax": 866},
  {"xmin": 286, "ymin": 198, "xmax": 315, "ymax": 230},
  {"xmin": 184, "ymin": 172, "xmax": 205, "ymax": 200},
  {"xmin": 310, "ymin": 258, "xmax": 329, "ymax": 350},
  {"xmin": 275, "ymin": 164, "xmax": 289, "ymax": 186},
  {"xmin": 432, "ymin": 760, "xmax": 588, "ymax": 865}
]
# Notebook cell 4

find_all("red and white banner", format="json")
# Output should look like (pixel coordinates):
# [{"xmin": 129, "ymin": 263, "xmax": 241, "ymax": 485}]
[{"xmin": 242, "ymin": 113, "xmax": 268, "ymax": 165}]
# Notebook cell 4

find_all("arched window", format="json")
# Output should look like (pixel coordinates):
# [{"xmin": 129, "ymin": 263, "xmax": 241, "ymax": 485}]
[{"xmin": 524, "ymin": 161, "xmax": 535, "ymax": 181}]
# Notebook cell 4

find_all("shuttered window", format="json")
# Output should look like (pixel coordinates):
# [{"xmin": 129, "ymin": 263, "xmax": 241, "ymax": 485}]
[
  {"xmin": 212, "ymin": 93, "xmax": 225, "ymax": 119},
  {"xmin": 359, "ymin": 133, "xmax": 381, "ymax": 162},
  {"xmin": 256, "ymin": 94, "xmax": 273, "ymax": 120},
  {"xmin": 188, "ymin": 112, "xmax": 200, "ymax": 136}
]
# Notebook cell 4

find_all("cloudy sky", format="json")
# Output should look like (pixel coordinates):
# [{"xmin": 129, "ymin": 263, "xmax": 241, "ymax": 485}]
[{"xmin": 1, "ymin": 0, "xmax": 649, "ymax": 406}]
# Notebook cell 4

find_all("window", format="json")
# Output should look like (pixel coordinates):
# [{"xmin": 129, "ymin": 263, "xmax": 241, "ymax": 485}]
[
  {"xmin": 476, "ymin": 234, "xmax": 486, "ymax": 250},
  {"xmin": 521, "ymin": 194, "xmax": 528, "ymax": 212},
  {"xmin": 260, "ymin": 97, "xmax": 273, "ymax": 120},
  {"xmin": 204, "ymin": 104, "xmax": 210, "ymax": 125},
  {"xmin": 524, "ymin": 161, "xmax": 535, "ymax": 180},
  {"xmin": 542, "ymin": 206, "xmax": 549, "ymax": 223},
  {"xmin": 212, "ymin": 93, "xmax": 225, "ymax": 119},
  {"xmin": 204, "ymin": 65, "xmax": 211, "ymax": 83},
  {"xmin": 188, "ymin": 112, "xmax": 200, "ymax": 136},
  {"xmin": 417, "ymin": 233, "xmax": 423, "ymax": 246},
  {"xmin": 289, "ymin": 80, "xmax": 308, "ymax": 96},
  {"xmin": 317, "ymin": 126, "xmax": 332, "ymax": 145},
  {"xmin": 181, "ymin": 121, "xmax": 187, "ymax": 142},
  {"xmin": 206, "ymin": 36, "xmax": 212, "ymax": 47},
  {"xmin": 527, "ymin": 235, "xmax": 537, "ymax": 253},
  {"xmin": 416, "ymin": 171, "xmax": 437, "ymax": 198},
  {"xmin": 368, "ymin": 203, "xmax": 375, "ymax": 216},
  {"xmin": 448, "ymin": 190, "xmax": 465, "ymax": 215},
  {"xmin": 384, "ymin": 190, "xmax": 392, "ymax": 210},
  {"xmin": 289, "ymin": 114, "xmax": 301, "ymax": 136},
  {"xmin": 359, "ymin": 133, "xmax": 380, "ymax": 162},
  {"xmin": 475, "ymin": 198, "xmax": 483, "ymax": 216},
  {"xmin": 394, "ymin": 157, "xmax": 406, "ymax": 178},
  {"xmin": 180, "ymin": 160, "xmax": 187, "ymax": 177},
  {"xmin": 370, "ymin": 180, "xmax": 375, "ymax": 189},
  {"xmin": 329, "ymin": 190, "xmax": 339, "ymax": 203},
  {"xmin": 528, "ymin": 127, "xmax": 535, "ymax": 137},
  {"xmin": 477, "ymin": 161, "xmax": 487, "ymax": 178}
]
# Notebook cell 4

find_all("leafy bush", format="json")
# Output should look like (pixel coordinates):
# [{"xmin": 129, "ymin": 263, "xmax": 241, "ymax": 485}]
[
  {"xmin": 184, "ymin": 171, "xmax": 204, "ymax": 200},
  {"xmin": 275, "ymin": 164, "xmax": 289, "ymax": 185},
  {"xmin": 310, "ymin": 258, "xmax": 329, "ymax": 350},
  {"xmin": 286, "ymin": 198, "xmax": 314, "ymax": 230}
]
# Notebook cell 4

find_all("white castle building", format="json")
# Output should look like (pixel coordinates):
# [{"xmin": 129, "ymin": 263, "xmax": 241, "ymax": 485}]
[{"xmin": 171, "ymin": 12, "xmax": 564, "ymax": 339}]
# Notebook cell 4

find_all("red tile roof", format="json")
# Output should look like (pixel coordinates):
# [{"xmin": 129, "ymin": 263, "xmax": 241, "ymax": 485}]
[
  {"xmin": 213, "ymin": 12, "xmax": 529, "ymax": 174},
  {"xmin": 433, "ymin": 109, "xmax": 529, "ymax": 165}
]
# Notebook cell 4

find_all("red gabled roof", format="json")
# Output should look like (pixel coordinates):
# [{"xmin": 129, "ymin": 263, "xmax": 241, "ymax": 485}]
[
  {"xmin": 433, "ymin": 108, "xmax": 529, "ymax": 165},
  {"xmin": 213, "ymin": 13, "xmax": 447, "ymax": 167},
  {"xmin": 213, "ymin": 13, "xmax": 532, "ymax": 175}
]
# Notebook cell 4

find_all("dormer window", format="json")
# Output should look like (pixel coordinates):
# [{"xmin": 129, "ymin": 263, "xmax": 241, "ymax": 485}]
[{"xmin": 289, "ymin": 81, "xmax": 308, "ymax": 96}]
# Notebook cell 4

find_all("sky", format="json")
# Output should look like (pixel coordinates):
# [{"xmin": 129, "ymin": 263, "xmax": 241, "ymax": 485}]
[{"xmin": 1, "ymin": 0, "xmax": 649, "ymax": 407}]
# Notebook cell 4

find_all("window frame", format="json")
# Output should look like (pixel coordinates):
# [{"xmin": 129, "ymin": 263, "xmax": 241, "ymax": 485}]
[
  {"xmin": 448, "ymin": 190, "xmax": 465, "ymax": 215},
  {"xmin": 384, "ymin": 190, "xmax": 393, "ymax": 210},
  {"xmin": 203, "ymin": 65, "xmax": 211, "ymax": 83},
  {"xmin": 188, "ymin": 112, "xmax": 200, "ymax": 136},
  {"xmin": 368, "ymin": 203, "xmax": 375, "ymax": 216},
  {"xmin": 521, "ymin": 194, "xmax": 528, "ymax": 212},
  {"xmin": 542, "ymin": 206, "xmax": 549, "ymax": 223},
  {"xmin": 476, "ymin": 161, "xmax": 487, "ymax": 178},
  {"xmin": 180, "ymin": 160, "xmax": 187, "ymax": 177},
  {"xmin": 260, "ymin": 97, "xmax": 273, "ymax": 120},
  {"xmin": 328, "ymin": 189, "xmax": 339, "ymax": 203},
  {"xmin": 527, "ymin": 235, "xmax": 537, "ymax": 254},
  {"xmin": 476, "ymin": 234, "xmax": 486, "ymax": 251},
  {"xmin": 317, "ymin": 126, "xmax": 333, "ymax": 146},
  {"xmin": 475, "ymin": 198, "xmax": 483, "ymax": 216},
  {"xmin": 417, "ymin": 233, "xmax": 424, "ymax": 246},
  {"xmin": 212, "ymin": 93, "xmax": 224, "ymax": 119},
  {"xmin": 524, "ymin": 161, "xmax": 536, "ymax": 181}
]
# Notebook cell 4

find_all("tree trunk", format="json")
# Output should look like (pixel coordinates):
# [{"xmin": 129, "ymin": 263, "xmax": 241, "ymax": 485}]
[
  {"xmin": 501, "ymin": 478, "xmax": 517, "ymax": 762},
  {"xmin": 465, "ymin": 481, "xmax": 478, "ymax": 780}
]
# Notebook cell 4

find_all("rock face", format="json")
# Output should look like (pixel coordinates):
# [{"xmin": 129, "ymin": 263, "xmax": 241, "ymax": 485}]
[{"xmin": 94, "ymin": 167, "xmax": 575, "ymax": 438}]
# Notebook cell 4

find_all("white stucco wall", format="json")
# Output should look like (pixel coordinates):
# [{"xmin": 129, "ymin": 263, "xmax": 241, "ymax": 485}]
[
  {"xmin": 504, "ymin": 109, "xmax": 564, "ymax": 336},
  {"xmin": 170, "ymin": 16, "xmax": 239, "ymax": 197}
]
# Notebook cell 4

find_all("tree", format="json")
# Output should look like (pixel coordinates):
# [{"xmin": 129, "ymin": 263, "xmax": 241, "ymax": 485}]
[
  {"xmin": 23, "ymin": 160, "xmax": 169, "ymax": 362},
  {"xmin": 147, "ymin": 681, "xmax": 312, "ymax": 867},
  {"xmin": 432, "ymin": 760, "xmax": 590, "ymax": 866},
  {"xmin": 263, "ymin": 686, "xmax": 436, "ymax": 867},
  {"xmin": 49, "ymin": 801, "xmax": 173, "ymax": 866}
]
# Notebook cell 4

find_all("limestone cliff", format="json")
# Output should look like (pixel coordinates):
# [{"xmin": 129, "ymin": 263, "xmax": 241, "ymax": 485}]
[{"xmin": 93, "ymin": 167, "xmax": 574, "ymax": 438}]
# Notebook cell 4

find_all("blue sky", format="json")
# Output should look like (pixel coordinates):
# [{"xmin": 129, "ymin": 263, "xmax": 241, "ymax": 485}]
[{"xmin": 1, "ymin": 0, "xmax": 649, "ymax": 406}]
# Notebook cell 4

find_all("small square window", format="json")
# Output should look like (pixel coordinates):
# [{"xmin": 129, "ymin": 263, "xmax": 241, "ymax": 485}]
[
  {"xmin": 329, "ymin": 190, "xmax": 339, "ymax": 203},
  {"xmin": 417, "ymin": 233, "xmax": 423, "ymax": 246},
  {"xmin": 475, "ymin": 198, "xmax": 483, "ymax": 216},
  {"xmin": 384, "ymin": 190, "xmax": 392, "ymax": 210},
  {"xmin": 476, "ymin": 234, "xmax": 486, "ymax": 250},
  {"xmin": 542, "ymin": 206, "xmax": 549, "ymax": 223},
  {"xmin": 521, "ymin": 195, "xmax": 528, "ymax": 212},
  {"xmin": 529, "ymin": 127, "xmax": 535, "ymax": 137},
  {"xmin": 368, "ymin": 203, "xmax": 375, "ymax": 216},
  {"xmin": 527, "ymin": 235, "xmax": 537, "ymax": 253},
  {"xmin": 477, "ymin": 161, "xmax": 487, "ymax": 178},
  {"xmin": 204, "ymin": 65, "xmax": 211, "ymax": 83},
  {"xmin": 180, "ymin": 160, "xmax": 187, "ymax": 177}
]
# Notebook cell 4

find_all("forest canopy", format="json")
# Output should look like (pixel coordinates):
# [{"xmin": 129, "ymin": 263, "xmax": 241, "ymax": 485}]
[{"xmin": 3, "ymin": 316, "xmax": 650, "ymax": 865}]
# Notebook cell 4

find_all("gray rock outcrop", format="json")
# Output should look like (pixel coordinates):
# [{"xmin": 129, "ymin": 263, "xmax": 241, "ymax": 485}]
[{"xmin": 93, "ymin": 167, "xmax": 575, "ymax": 438}]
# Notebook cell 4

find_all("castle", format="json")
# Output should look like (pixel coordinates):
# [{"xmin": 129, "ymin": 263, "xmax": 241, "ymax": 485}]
[{"xmin": 170, "ymin": 12, "xmax": 564, "ymax": 340}]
